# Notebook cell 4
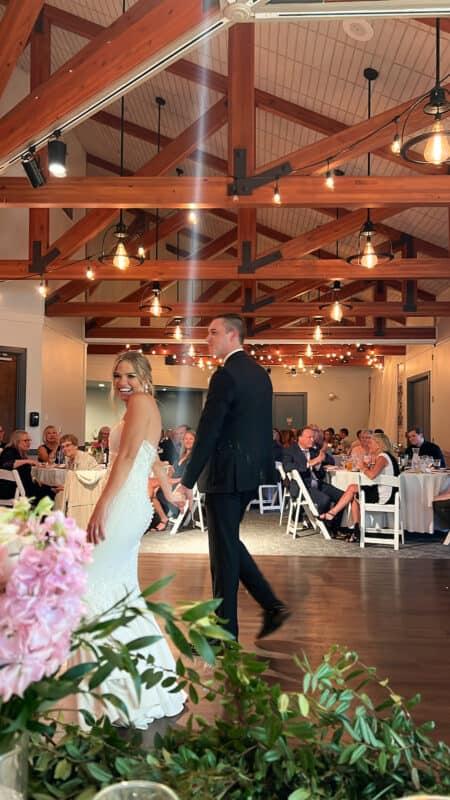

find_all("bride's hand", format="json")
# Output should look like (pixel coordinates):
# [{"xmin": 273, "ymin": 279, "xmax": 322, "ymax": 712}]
[
  {"xmin": 87, "ymin": 503, "xmax": 107, "ymax": 545},
  {"xmin": 174, "ymin": 484, "xmax": 192, "ymax": 510}
]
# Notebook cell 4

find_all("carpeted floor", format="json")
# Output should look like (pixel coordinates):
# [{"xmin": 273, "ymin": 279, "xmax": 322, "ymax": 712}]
[{"xmin": 140, "ymin": 509, "xmax": 450, "ymax": 559}]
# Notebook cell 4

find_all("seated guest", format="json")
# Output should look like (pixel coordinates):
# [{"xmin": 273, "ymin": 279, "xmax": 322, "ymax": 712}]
[
  {"xmin": 405, "ymin": 427, "xmax": 445, "ymax": 467},
  {"xmin": 309, "ymin": 424, "xmax": 335, "ymax": 466},
  {"xmin": 170, "ymin": 430, "xmax": 196, "ymax": 487},
  {"xmin": 159, "ymin": 426, "xmax": 188, "ymax": 465},
  {"xmin": 351, "ymin": 429, "xmax": 373, "ymax": 464},
  {"xmin": 37, "ymin": 425, "xmax": 61, "ymax": 463},
  {"xmin": 280, "ymin": 429, "xmax": 297, "ymax": 448},
  {"xmin": 283, "ymin": 426, "xmax": 344, "ymax": 534},
  {"xmin": 0, "ymin": 430, "xmax": 56, "ymax": 504},
  {"xmin": 338, "ymin": 427, "xmax": 352, "ymax": 454},
  {"xmin": 97, "ymin": 426, "xmax": 111, "ymax": 464},
  {"xmin": 0, "ymin": 423, "xmax": 5, "ymax": 448},
  {"xmin": 321, "ymin": 433, "xmax": 400, "ymax": 541},
  {"xmin": 60, "ymin": 434, "xmax": 98, "ymax": 470}
]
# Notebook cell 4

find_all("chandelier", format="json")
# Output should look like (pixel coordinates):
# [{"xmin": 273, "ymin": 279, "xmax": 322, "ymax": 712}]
[{"xmin": 401, "ymin": 19, "xmax": 450, "ymax": 166}]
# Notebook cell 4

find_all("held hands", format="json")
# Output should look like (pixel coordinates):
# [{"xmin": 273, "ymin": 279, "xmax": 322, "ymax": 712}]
[{"xmin": 176, "ymin": 484, "xmax": 193, "ymax": 510}]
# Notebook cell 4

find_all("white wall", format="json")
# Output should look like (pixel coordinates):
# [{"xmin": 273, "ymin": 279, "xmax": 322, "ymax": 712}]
[
  {"xmin": 87, "ymin": 354, "xmax": 372, "ymax": 439},
  {"xmin": 41, "ymin": 317, "xmax": 87, "ymax": 441}
]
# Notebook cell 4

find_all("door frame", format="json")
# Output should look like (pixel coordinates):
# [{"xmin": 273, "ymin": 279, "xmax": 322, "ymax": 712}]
[
  {"xmin": 273, "ymin": 392, "xmax": 308, "ymax": 431},
  {"xmin": 406, "ymin": 371, "xmax": 430, "ymax": 439},
  {"xmin": 0, "ymin": 347, "xmax": 27, "ymax": 429}
]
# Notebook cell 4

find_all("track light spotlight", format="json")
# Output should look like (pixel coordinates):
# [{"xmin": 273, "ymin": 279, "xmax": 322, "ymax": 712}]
[
  {"xmin": 21, "ymin": 149, "xmax": 46, "ymax": 188},
  {"xmin": 48, "ymin": 131, "xmax": 67, "ymax": 177}
]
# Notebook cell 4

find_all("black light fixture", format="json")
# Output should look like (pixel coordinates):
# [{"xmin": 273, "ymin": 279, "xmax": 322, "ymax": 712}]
[
  {"xmin": 319, "ymin": 280, "xmax": 352, "ymax": 323},
  {"xmin": 48, "ymin": 131, "xmax": 67, "ymax": 177},
  {"xmin": 139, "ymin": 281, "xmax": 172, "ymax": 317},
  {"xmin": 21, "ymin": 148, "xmax": 45, "ymax": 188},
  {"xmin": 401, "ymin": 19, "xmax": 450, "ymax": 165},
  {"xmin": 347, "ymin": 68, "xmax": 393, "ymax": 269}
]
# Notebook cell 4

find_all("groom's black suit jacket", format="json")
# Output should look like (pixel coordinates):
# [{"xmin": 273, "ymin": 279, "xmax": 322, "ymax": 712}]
[{"xmin": 182, "ymin": 350, "xmax": 274, "ymax": 493}]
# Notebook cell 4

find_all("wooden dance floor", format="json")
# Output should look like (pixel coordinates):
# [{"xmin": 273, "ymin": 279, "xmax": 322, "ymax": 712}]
[{"xmin": 139, "ymin": 554, "xmax": 450, "ymax": 742}]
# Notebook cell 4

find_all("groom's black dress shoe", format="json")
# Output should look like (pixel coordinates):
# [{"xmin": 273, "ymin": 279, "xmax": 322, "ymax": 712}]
[{"xmin": 256, "ymin": 604, "xmax": 291, "ymax": 640}]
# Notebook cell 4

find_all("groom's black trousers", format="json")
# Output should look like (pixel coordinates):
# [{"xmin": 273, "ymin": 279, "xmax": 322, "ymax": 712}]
[{"xmin": 205, "ymin": 490, "xmax": 278, "ymax": 640}]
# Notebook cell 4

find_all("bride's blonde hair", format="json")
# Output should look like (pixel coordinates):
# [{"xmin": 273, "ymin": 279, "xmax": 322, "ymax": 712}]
[{"xmin": 113, "ymin": 350, "xmax": 154, "ymax": 395}]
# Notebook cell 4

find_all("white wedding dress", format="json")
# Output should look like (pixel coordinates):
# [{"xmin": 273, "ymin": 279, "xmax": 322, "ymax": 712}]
[{"xmin": 78, "ymin": 420, "xmax": 186, "ymax": 728}]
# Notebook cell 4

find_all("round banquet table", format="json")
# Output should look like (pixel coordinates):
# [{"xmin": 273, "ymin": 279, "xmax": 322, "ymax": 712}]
[
  {"xmin": 31, "ymin": 465, "xmax": 67, "ymax": 485},
  {"xmin": 328, "ymin": 468, "xmax": 450, "ymax": 535}
]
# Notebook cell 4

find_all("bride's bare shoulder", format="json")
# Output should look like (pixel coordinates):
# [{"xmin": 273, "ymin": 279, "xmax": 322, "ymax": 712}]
[{"xmin": 125, "ymin": 392, "xmax": 157, "ymax": 414}]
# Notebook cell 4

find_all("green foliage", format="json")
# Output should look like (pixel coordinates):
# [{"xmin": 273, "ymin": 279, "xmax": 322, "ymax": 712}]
[{"xmin": 25, "ymin": 585, "xmax": 450, "ymax": 800}]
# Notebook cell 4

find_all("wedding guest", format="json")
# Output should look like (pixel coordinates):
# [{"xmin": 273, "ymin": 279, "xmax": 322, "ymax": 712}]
[
  {"xmin": 405, "ymin": 427, "xmax": 445, "ymax": 467},
  {"xmin": 37, "ymin": 425, "xmax": 61, "ymax": 463},
  {"xmin": 351, "ymin": 429, "xmax": 373, "ymax": 463},
  {"xmin": 0, "ymin": 430, "xmax": 56, "ymax": 504},
  {"xmin": 60, "ymin": 434, "xmax": 98, "ymax": 470}
]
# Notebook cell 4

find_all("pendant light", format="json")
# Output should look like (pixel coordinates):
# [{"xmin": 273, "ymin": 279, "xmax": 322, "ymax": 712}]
[
  {"xmin": 139, "ymin": 98, "xmax": 172, "ymax": 316},
  {"xmin": 401, "ymin": 19, "xmax": 450, "ymax": 165},
  {"xmin": 98, "ymin": 1, "xmax": 144, "ymax": 272},
  {"xmin": 313, "ymin": 318, "xmax": 323, "ymax": 342},
  {"xmin": 319, "ymin": 280, "xmax": 352, "ymax": 323},
  {"xmin": 347, "ymin": 68, "xmax": 393, "ymax": 269}
]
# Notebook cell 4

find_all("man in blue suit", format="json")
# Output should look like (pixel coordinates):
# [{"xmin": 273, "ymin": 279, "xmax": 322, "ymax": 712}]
[{"xmin": 179, "ymin": 315, "xmax": 289, "ymax": 642}]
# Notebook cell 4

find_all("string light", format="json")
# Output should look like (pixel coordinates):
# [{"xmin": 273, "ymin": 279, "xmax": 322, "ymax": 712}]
[
  {"xmin": 273, "ymin": 183, "xmax": 281, "ymax": 204},
  {"xmin": 391, "ymin": 117, "xmax": 401, "ymax": 154},
  {"xmin": 188, "ymin": 209, "xmax": 198, "ymax": 224},
  {"xmin": 325, "ymin": 160, "xmax": 334, "ymax": 189},
  {"xmin": 86, "ymin": 265, "xmax": 95, "ymax": 280},
  {"xmin": 305, "ymin": 343, "xmax": 313, "ymax": 358},
  {"xmin": 38, "ymin": 279, "xmax": 47, "ymax": 298},
  {"xmin": 188, "ymin": 343, "xmax": 195, "ymax": 357}
]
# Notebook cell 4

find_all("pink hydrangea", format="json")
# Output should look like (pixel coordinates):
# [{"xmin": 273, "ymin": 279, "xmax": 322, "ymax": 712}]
[{"xmin": 0, "ymin": 501, "xmax": 93, "ymax": 703}]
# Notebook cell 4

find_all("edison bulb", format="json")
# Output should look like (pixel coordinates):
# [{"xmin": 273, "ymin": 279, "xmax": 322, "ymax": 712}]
[
  {"xmin": 150, "ymin": 295, "xmax": 161, "ymax": 316},
  {"xmin": 423, "ymin": 118, "xmax": 450, "ymax": 165},
  {"xmin": 306, "ymin": 343, "xmax": 313, "ymax": 358},
  {"xmin": 330, "ymin": 300, "xmax": 343, "ymax": 322},
  {"xmin": 112, "ymin": 242, "xmax": 129, "ymax": 270},
  {"xmin": 360, "ymin": 238, "xmax": 377, "ymax": 269},
  {"xmin": 174, "ymin": 324, "xmax": 182, "ymax": 341},
  {"xmin": 325, "ymin": 171, "xmax": 334, "ymax": 189},
  {"xmin": 313, "ymin": 323, "xmax": 323, "ymax": 342}
]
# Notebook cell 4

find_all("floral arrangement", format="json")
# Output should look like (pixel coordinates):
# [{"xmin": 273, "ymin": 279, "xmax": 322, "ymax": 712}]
[{"xmin": 0, "ymin": 497, "xmax": 92, "ymax": 751}]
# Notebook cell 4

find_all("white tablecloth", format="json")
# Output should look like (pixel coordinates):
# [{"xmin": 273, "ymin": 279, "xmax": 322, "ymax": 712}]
[
  {"xmin": 328, "ymin": 468, "xmax": 450, "ymax": 534},
  {"xmin": 31, "ymin": 465, "xmax": 67, "ymax": 485}
]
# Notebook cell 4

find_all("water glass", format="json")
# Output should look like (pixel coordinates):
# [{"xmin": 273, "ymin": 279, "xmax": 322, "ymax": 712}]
[
  {"xmin": 434, "ymin": 459, "xmax": 442, "ymax": 469},
  {"xmin": 93, "ymin": 782, "xmax": 180, "ymax": 800}
]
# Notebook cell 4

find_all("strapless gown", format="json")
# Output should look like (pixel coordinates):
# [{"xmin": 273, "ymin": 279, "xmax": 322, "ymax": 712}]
[{"xmin": 78, "ymin": 421, "xmax": 186, "ymax": 728}]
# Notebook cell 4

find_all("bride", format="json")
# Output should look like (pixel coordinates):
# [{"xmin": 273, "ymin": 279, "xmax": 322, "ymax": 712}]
[{"xmin": 84, "ymin": 350, "xmax": 186, "ymax": 728}]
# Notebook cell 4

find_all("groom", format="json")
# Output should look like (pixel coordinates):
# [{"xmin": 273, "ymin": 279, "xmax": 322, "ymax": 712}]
[{"xmin": 178, "ymin": 314, "xmax": 289, "ymax": 642}]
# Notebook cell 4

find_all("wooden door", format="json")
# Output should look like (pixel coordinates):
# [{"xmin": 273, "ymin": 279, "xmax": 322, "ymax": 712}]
[
  {"xmin": 0, "ymin": 354, "xmax": 17, "ymax": 442},
  {"xmin": 407, "ymin": 372, "xmax": 430, "ymax": 439}
]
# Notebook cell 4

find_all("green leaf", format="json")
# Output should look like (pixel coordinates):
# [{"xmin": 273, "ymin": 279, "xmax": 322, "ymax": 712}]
[
  {"xmin": 58, "ymin": 662, "xmax": 97, "ymax": 682},
  {"xmin": 75, "ymin": 790, "xmax": 97, "ymax": 800},
  {"xmin": 141, "ymin": 574, "xmax": 175, "ymax": 596},
  {"xmin": 165, "ymin": 620, "xmax": 192, "ymax": 656},
  {"xmin": 85, "ymin": 762, "xmax": 113, "ymax": 782},
  {"xmin": 349, "ymin": 743, "xmax": 367, "ymax": 764},
  {"xmin": 189, "ymin": 629, "xmax": 216, "ymax": 665},
  {"xmin": 54, "ymin": 758, "xmax": 72, "ymax": 781},
  {"xmin": 288, "ymin": 790, "xmax": 311, "ymax": 800},
  {"xmin": 125, "ymin": 635, "xmax": 162, "ymax": 651},
  {"xmin": 88, "ymin": 663, "xmax": 115, "ymax": 690},
  {"xmin": 278, "ymin": 693, "xmax": 290, "ymax": 713},
  {"xmin": 189, "ymin": 684, "xmax": 199, "ymax": 704},
  {"xmin": 181, "ymin": 599, "xmax": 221, "ymax": 621},
  {"xmin": 298, "ymin": 694, "xmax": 310, "ymax": 717}
]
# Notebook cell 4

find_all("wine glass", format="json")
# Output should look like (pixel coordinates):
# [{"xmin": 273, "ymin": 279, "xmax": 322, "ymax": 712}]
[{"xmin": 93, "ymin": 782, "xmax": 180, "ymax": 800}]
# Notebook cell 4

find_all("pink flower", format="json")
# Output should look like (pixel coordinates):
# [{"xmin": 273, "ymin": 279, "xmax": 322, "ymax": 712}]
[{"xmin": 0, "ymin": 501, "xmax": 93, "ymax": 703}]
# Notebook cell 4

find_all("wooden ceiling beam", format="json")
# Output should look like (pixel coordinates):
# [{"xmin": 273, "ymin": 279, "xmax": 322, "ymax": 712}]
[
  {"xmin": 85, "ymin": 324, "xmax": 435, "ymax": 341},
  {"xmin": 46, "ymin": 300, "xmax": 450, "ymax": 318},
  {"xmin": 92, "ymin": 111, "xmax": 228, "ymax": 175},
  {"xmin": 263, "ymin": 77, "xmax": 450, "ymax": 176},
  {"xmin": 5, "ymin": 175, "xmax": 450, "ymax": 207},
  {"xmin": 4, "ymin": 257, "xmax": 450, "ymax": 281},
  {"xmin": 0, "ymin": 0, "xmax": 217, "ymax": 164},
  {"xmin": 0, "ymin": 0, "xmax": 46, "ymax": 98},
  {"xmin": 45, "ymin": 100, "xmax": 227, "ymax": 264},
  {"xmin": 192, "ymin": 228, "xmax": 237, "ymax": 260}
]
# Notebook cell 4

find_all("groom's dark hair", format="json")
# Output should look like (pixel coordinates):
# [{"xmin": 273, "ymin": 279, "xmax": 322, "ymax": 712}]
[{"xmin": 220, "ymin": 314, "xmax": 245, "ymax": 344}]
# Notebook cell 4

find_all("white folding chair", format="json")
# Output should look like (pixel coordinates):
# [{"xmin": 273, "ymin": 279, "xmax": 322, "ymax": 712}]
[
  {"xmin": 247, "ymin": 480, "xmax": 283, "ymax": 515},
  {"xmin": 191, "ymin": 483, "xmax": 206, "ymax": 532},
  {"xmin": 286, "ymin": 470, "xmax": 331, "ymax": 541},
  {"xmin": 277, "ymin": 463, "xmax": 290, "ymax": 526},
  {"xmin": 0, "ymin": 468, "xmax": 26, "ymax": 507},
  {"xmin": 168, "ymin": 500, "xmax": 190, "ymax": 535},
  {"xmin": 359, "ymin": 475, "xmax": 404, "ymax": 550}
]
